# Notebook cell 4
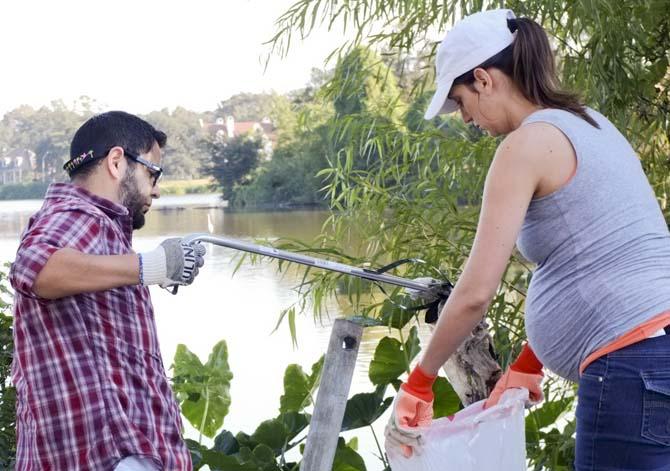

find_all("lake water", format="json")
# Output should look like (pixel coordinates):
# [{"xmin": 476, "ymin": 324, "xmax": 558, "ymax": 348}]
[{"xmin": 0, "ymin": 193, "xmax": 426, "ymax": 470}]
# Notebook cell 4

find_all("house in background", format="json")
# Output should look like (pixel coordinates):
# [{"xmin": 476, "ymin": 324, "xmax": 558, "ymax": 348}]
[
  {"xmin": 0, "ymin": 149, "xmax": 36, "ymax": 184},
  {"xmin": 200, "ymin": 116, "xmax": 276, "ymax": 158}
]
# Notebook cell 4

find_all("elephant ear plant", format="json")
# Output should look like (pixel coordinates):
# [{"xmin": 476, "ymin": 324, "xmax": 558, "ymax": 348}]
[{"xmin": 171, "ymin": 319, "xmax": 465, "ymax": 470}]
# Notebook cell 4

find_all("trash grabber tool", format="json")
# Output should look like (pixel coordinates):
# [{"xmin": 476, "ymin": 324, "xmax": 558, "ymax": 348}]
[{"xmin": 168, "ymin": 233, "xmax": 452, "ymax": 320}]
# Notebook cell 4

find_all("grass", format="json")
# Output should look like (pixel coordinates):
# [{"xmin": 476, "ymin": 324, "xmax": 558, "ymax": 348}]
[{"xmin": 159, "ymin": 178, "xmax": 220, "ymax": 196}]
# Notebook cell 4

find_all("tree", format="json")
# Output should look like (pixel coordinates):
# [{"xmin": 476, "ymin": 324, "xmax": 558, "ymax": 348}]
[
  {"xmin": 321, "ymin": 46, "xmax": 409, "ymax": 181},
  {"xmin": 227, "ymin": 74, "xmax": 337, "ymax": 209},
  {"xmin": 326, "ymin": 46, "xmax": 405, "ymax": 121},
  {"xmin": 143, "ymin": 108, "xmax": 211, "ymax": 180},
  {"xmin": 216, "ymin": 93, "xmax": 276, "ymax": 122},
  {"xmin": 232, "ymin": 125, "xmax": 332, "ymax": 209},
  {"xmin": 204, "ymin": 135, "xmax": 264, "ymax": 202},
  {"xmin": 288, "ymin": 67, "xmax": 335, "ymax": 105},
  {"xmin": 0, "ymin": 102, "xmax": 89, "ymax": 182}
]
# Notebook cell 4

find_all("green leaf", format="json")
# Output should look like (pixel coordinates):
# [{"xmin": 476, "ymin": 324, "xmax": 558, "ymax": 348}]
[
  {"xmin": 527, "ymin": 397, "xmax": 573, "ymax": 430},
  {"xmin": 172, "ymin": 340, "xmax": 233, "ymax": 439},
  {"xmin": 404, "ymin": 327, "xmax": 421, "ymax": 360},
  {"xmin": 279, "ymin": 411, "xmax": 310, "ymax": 443},
  {"xmin": 368, "ymin": 328, "xmax": 420, "ymax": 386},
  {"xmin": 200, "ymin": 450, "xmax": 258, "ymax": 471},
  {"xmin": 252, "ymin": 444, "xmax": 278, "ymax": 465},
  {"xmin": 334, "ymin": 466, "xmax": 362, "ymax": 471},
  {"xmin": 237, "ymin": 446, "xmax": 254, "ymax": 463},
  {"xmin": 280, "ymin": 365, "xmax": 310, "ymax": 413},
  {"xmin": 332, "ymin": 437, "xmax": 367, "ymax": 471},
  {"xmin": 251, "ymin": 418, "xmax": 288, "ymax": 452},
  {"xmin": 432, "ymin": 377, "xmax": 461, "ymax": 418},
  {"xmin": 184, "ymin": 439, "xmax": 205, "ymax": 470},
  {"xmin": 378, "ymin": 297, "xmax": 418, "ymax": 329},
  {"xmin": 280, "ymin": 356, "xmax": 324, "ymax": 413},
  {"xmin": 212, "ymin": 430, "xmax": 239, "ymax": 455},
  {"xmin": 246, "ymin": 412, "xmax": 309, "ymax": 455},
  {"xmin": 341, "ymin": 386, "xmax": 392, "ymax": 431},
  {"xmin": 235, "ymin": 432, "xmax": 258, "ymax": 453},
  {"xmin": 348, "ymin": 315, "xmax": 384, "ymax": 327},
  {"xmin": 207, "ymin": 340, "xmax": 233, "ymax": 372},
  {"xmin": 346, "ymin": 437, "xmax": 359, "ymax": 451},
  {"xmin": 526, "ymin": 397, "xmax": 574, "ymax": 444},
  {"xmin": 173, "ymin": 345, "xmax": 205, "ymax": 384},
  {"xmin": 208, "ymin": 444, "xmax": 280, "ymax": 471}
]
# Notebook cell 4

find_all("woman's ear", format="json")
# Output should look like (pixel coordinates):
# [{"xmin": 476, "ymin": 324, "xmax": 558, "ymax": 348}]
[{"xmin": 472, "ymin": 67, "xmax": 493, "ymax": 94}]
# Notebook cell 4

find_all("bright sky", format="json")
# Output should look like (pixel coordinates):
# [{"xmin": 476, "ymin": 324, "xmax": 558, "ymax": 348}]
[{"xmin": 0, "ymin": 0, "xmax": 348, "ymax": 118}]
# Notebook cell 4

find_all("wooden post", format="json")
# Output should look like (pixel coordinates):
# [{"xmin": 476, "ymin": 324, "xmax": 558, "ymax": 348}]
[{"xmin": 301, "ymin": 319, "xmax": 363, "ymax": 471}]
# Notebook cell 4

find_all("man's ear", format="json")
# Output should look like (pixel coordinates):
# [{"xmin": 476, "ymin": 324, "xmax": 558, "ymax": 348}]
[
  {"xmin": 105, "ymin": 146, "xmax": 126, "ymax": 181},
  {"xmin": 472, "ymin": 67, "xmax": 493, "ymax": 94}
]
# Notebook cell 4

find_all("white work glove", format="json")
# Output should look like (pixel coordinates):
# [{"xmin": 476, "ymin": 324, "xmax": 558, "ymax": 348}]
[{"xmin": 139, "ymin": 238, "xmax": 206, "ymax": 287}]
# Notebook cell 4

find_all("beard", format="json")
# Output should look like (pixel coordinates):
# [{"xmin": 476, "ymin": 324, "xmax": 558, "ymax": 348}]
[{"xmin": 119, "ymin": 169, "xmax": 147, "ymax": 230}]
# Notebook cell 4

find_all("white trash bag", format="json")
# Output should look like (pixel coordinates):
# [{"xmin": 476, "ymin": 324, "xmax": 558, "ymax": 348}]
[{"xmin": 387, "ymin": 388, "xmax": 528, "ymax": 471}]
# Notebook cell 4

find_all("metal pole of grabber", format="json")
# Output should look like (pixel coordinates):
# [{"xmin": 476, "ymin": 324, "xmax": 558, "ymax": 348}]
[{"xmin": 300, "ymin": 319, "xmax": 363, "ymax": 471}]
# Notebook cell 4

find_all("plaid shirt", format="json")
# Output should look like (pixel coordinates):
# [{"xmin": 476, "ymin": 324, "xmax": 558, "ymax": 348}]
[{"xmin": 10, "ymin": 183, "xmax": 191, "ymax": 470}]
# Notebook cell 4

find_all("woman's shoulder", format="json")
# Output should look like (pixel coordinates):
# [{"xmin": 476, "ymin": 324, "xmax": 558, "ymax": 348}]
[
  {"xmin": 499, "ymin": 120, "xmax": 572, "ymax": 160},
  {"xmin": 494, "ymin": 120, "xmax": 577, "ymax": 195}
]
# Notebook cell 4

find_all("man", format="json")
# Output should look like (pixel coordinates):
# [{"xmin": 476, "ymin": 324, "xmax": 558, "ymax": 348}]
[{"xmin": 9, "ymin": 111, "xmax": 205, "ymax": 470}]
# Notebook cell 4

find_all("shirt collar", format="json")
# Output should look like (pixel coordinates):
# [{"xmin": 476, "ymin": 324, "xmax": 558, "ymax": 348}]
[{"xmin": 45, "ymin": 182, "xmax": 129, "ymax": 219}]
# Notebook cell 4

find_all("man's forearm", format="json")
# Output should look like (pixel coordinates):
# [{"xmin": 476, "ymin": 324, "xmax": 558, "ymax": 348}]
[{"xmin": 34, "ymin": 248, "xmax": 140, "ymax": 299}]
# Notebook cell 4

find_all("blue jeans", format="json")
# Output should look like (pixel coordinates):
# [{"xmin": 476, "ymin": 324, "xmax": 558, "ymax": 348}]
[{"xmin": 575, "ymin": 333, "xmax": 670, "ymax": 470}]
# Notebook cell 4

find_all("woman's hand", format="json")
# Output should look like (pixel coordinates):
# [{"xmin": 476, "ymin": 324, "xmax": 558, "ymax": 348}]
[
  {"xmin": 384, "ymin": 366, "xmax": 436, "ymax": 457},
  {"xmin": 485, "ymin": 343, "xmax": 544, "ymax": 408}
]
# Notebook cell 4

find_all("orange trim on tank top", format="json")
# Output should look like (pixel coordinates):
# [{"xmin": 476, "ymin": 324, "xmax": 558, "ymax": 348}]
[{"xmin": 579, "ymin": 310, "xmax": 670, "ymax": 375}]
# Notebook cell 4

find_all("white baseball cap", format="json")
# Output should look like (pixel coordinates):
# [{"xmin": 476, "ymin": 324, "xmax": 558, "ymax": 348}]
[{"xmin": 424, "ymin": 9, "xmax": 517, "ymax": 120}]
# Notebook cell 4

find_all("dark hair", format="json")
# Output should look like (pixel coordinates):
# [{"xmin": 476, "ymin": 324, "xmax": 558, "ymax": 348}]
[
  {"xmin": 68, "ymin": 111, "xmax": 168, "ymax": 179},
  {"xmin": 452, "ymin": 17, "xmax": 599, "ymax": 128}
]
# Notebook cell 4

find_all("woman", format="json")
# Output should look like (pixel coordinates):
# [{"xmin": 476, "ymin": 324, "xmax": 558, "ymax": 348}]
[{"xmin": 384, "ymin": 9, "xmax": 670, "ymax": 470}]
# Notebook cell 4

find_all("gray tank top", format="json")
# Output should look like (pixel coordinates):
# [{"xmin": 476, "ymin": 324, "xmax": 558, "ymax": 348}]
[{"xmin": 517, "ymin": 108, "xmax": 670, "ymax": 381}]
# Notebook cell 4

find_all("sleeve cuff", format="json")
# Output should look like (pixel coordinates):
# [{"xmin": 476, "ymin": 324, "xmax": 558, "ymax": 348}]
[
  {"xmin": 10, "ymin": 244, "xmax": 59, "ymax": 300},
  {"xmin": 401, "ymin": 364, "xmax": 438, "ymax": 402},
  {"xmin": 139, "ymin": 248, "xmax": 166, "ymax": 286},
  {"xmin": 510, "ymin": 343, "xmax": 544, "ymax": 375}
]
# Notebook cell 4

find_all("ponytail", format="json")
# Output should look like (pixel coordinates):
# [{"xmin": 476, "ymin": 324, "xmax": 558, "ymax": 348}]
[
  {"xmin": 509, "ymin": 18, "xmax": 599, "ymax": 128},
  {"xmin": 453, "ymin": 16, "xmax": 599, "ymax": 128}
]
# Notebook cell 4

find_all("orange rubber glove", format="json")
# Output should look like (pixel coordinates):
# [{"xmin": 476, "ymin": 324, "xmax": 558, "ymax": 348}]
[
  {"xmin": 384, "ymin": 365, "xmax": 436, "ymax": 458},
  {"xmin": 485, "ymin": 343, "xmax": 544, "ymax": 409}
]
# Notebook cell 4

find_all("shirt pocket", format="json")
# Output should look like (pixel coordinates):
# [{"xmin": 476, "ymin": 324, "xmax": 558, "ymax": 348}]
[{"xmin": 641, "ymin": 371, "xmax": 670, "ymax": 446}]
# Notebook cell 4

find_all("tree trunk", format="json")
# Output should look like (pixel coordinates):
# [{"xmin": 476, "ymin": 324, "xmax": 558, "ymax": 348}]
[{"xmin": 430, "ymin": 320, "xmax": 502, "ymax": 406}]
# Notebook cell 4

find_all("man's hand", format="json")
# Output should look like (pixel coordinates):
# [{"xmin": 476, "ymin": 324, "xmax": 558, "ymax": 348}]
[
  {"xmin": 384, "ymin": 365, "xmax": 436, "ymax": 458},
  {"xmin": 139, "ymin": 238, "xmax": 206, "ymax": 287}
]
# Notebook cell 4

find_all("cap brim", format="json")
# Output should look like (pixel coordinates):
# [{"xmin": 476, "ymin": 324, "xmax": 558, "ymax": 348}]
[{"xmin": 424, "ymin": 81, "xmax": 458, "ymax": 120}]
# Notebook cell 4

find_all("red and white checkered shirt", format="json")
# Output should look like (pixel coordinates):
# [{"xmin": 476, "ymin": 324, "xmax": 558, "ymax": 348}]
[{"xmin": 10, "ymin": 183, "xmax": 191, "ymax": 470}]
